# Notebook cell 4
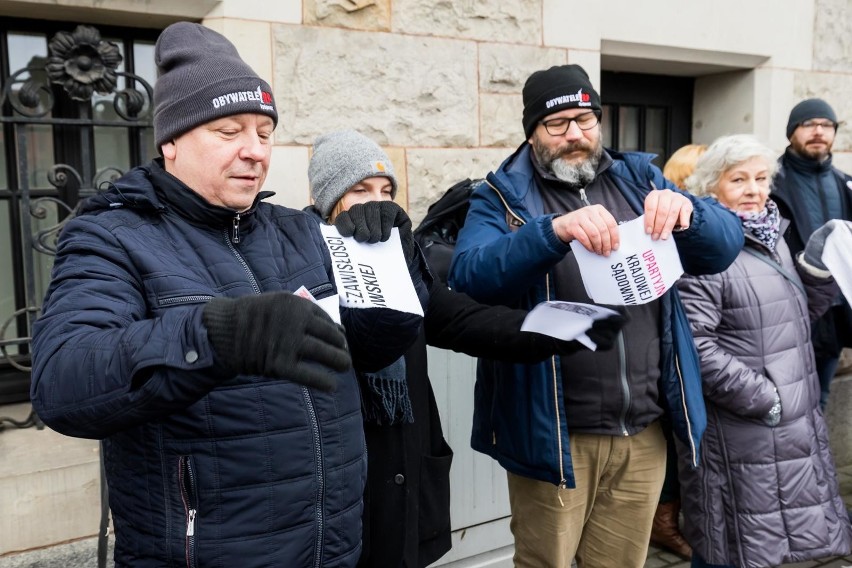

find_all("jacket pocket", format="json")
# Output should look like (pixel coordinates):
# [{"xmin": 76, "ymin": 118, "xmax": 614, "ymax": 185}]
[
  {"xmin": 418, "ymin": 438, "xmax": 453, "ymax": 544},
  {"xmin": 178, "ymin": 455, "xmax": 199, "ymax": 568},
  {"xmin": 158, "ymin": 294, "xmax": 215, "ymax": 307}
]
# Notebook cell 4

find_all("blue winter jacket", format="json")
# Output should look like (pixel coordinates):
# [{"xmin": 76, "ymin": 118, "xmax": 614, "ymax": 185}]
[
  {"xmin": 31, "ymin": 161, "xmax": 422, "ymax": 567},
  {"xmin": 448, "ymin": 144, "xmax": 743, "ymax": 488}
]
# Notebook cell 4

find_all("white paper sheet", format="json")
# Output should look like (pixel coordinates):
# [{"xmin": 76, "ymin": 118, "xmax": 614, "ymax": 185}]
[
  {"xmin": 319, "ymin": 224, "xmax": 424, "ymax": 316},
  {"xmin": 520, "ymin": 301, "xmax": 619, "ymax": 351},
  {"xmin": 821, "ymin": 221, "xmax": 852, "ymax": 304},
  {"xmin": 293, "ymin": 285, "xmax": 342, "ymax": 324},
  {"xmin": 569, "ymin": 215, "xmax": 684, "ymax": 306}
]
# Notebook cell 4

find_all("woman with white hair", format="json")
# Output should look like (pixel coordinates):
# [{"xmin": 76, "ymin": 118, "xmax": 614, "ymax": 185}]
[{"xmin": 677, "ymin": 134, "xmax": 851, "ymax": 567}]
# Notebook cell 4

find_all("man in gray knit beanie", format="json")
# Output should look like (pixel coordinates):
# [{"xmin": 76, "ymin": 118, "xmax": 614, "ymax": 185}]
[{"xmin": 31, "ymin": 21, "xmax": 425, "ymax": 568}]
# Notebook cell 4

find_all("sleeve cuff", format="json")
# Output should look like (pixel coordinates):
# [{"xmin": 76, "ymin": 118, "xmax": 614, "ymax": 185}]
[{"xmin": 796, "ymin": 252, "xmax": 832, "ymax": 279}]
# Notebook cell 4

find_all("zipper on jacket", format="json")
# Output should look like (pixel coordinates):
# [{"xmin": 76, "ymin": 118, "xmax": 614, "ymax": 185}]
[
  {"xmin": 674, "ymin": 354, "xmax": 697, "ymax": 468},
  {"xmin": 578, "ymin": 186, "xmax": 591, "ymax": 207},
  {"xmin": 178, "ymin": 456, "xmax": 199, "ymax": 568},
  {"xmin": 546, "ymin": 274, "xmax": 568, "ymax": 495},
  {"xmin": 231, "ymin": 213, "xmax": 241, "ymax": 244},
  {"xmin": 223, "ymin": 231, "xmax": 261, "ymax": 295},
  {"xmin": 302, "ymin": 386, "xmax": 325, "ymax": 568},
  {"xmin": 484, "ymin": 180, "xmax": 525, "ymax": 227},
  {"xmin": 617, "ymin": 331, "xmax": 630, "ymax": 436},
  {"xmin": 486, "ymin": 179, "xmax": 568, "ymax": 494}
]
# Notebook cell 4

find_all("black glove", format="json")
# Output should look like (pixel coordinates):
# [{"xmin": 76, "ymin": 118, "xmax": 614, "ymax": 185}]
[
  {"xmin": 533, "ymin": 310, "xmax": 626, "ymax": 358},
  {"xmin": 334, "ymin": 201, "xmax": 415, "ymax": 263},
  {"xmin": 803, "ymin": 219, "xmax": 850, "ymax": 271},
  {"xmin": 202, "ymin": 292, "xmax": 351, "ymax": 391},
  {"xmin": 584, "ymin": 310, "xmax": 628, "ymax": 352}
]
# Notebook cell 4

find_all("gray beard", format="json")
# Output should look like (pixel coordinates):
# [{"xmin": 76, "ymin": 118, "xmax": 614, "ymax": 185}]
[{"xmin": 551, "ymin": 156, "xmax": 599, "ymax": 186}]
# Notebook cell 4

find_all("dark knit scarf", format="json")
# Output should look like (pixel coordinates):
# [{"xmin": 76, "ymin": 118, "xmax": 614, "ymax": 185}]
[
  {"xmin": 358, "ymin": 356, "xmax": 414, "ymax": 425},
  {"xmin": 737, "ymin": 198, "xmax": 781, "ymax": 251},
  {"xmin": 780, "ymin": 147, "xmax": 836, "ymax": 238}
]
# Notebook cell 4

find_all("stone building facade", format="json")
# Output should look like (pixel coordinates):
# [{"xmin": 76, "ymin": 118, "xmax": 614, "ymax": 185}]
[{"xmin": 0, "ymin": 0, "xmax": 850, "ymax": 564}]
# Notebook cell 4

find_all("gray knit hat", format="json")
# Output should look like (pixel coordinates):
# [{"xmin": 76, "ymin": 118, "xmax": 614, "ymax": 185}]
[
  {"xmin": 309, "ymin": 130, "xmax": 398, "ymax": 219},
  {"xmin": 153, "ymin": 22, "xmax": 278, "ymax": 149}
]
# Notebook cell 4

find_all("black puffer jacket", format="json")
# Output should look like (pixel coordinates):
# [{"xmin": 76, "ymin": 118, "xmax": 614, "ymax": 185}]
[{"xmin": 31, "ymin": 160, "xmax": 422, "ymax": 568}]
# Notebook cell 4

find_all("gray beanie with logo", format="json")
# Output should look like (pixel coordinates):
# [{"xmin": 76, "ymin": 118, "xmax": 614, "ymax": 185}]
[
  {"xmin": 153, "ymin": 22, "xmax": 278, "ymax": 149},
  {"xmin": 309, "ymin": 130, "xmax": 398, "ymax": 220}
]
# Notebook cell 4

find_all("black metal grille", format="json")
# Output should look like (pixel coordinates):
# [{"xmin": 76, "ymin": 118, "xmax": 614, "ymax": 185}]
[{"xmin": 0, "ymin": 19, "xmax": 157, "ymax": 418}]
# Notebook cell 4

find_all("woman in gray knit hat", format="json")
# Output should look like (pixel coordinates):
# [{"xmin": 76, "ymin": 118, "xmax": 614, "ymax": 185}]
[{"xmin": 306, "ymin": 129, "xmax": 625, "ymax": 568}]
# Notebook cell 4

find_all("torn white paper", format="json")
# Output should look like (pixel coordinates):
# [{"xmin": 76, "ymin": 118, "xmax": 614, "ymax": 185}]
[
  {"xmin": 319, "ymin": 224, "xmax": 424, "ymax": 316},
  {"xmin": 570, "ymin": 215, "xmax": 683, "ymax": 306},
  {"xmin": 293, "ymin": 285, "xmax": 341, "ymax": 324},
  {"xmin": 821, "ymin": 221, "xmax": 852, "ymax": 304},
  {"xmin": 521, "ymin": 301, "xmax": 619, "ymax": 351}
]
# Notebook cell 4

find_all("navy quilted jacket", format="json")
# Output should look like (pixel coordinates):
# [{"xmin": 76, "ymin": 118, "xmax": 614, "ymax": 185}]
[{"xmin": 31, "ymin": 160, "xmax": 423, "ymax": 567}]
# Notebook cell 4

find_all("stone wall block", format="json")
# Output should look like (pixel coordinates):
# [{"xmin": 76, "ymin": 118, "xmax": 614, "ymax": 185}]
[
  {"xmin": 813, "ymin": 0, "xmax": 852, "ymax": 72},
  {"xmin": 393, "ymin": 0, "xmax": 541, "ymax": 43},
  {"xmin": 792, "ymin": 72, "xmax": 852, "ymax": 152},
  {"xmin": 303, "ymin": 0, "xmax": 391, "ymax": 31},
  {"xmin": 833, "ymin": 153, "xmax": 852, "ymax": 178},
  {"xmin": 272, "ymin": 26, "xmax": 478, "ymax": 147},
  {"xmin": 480, "ymin": 94, "xmax": 524, "ymax": 147},
  {"xmin": 479, "ymin": 43, "xmax": 567, "ymax": 93},
  {"xmin": 406, "ymin": 148, "xmax": 511, "ymax": 225}
]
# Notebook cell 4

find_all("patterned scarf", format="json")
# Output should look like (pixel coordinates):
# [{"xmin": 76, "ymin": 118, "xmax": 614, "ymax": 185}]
[{"xmin": 736, "ymin": 198, "xmax": 781, "ymax": 251}]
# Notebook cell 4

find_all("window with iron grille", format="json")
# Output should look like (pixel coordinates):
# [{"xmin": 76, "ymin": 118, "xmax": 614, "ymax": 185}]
[{"xmin": 0, "ymin": 18, "xmax": 158, "ymax": 407}]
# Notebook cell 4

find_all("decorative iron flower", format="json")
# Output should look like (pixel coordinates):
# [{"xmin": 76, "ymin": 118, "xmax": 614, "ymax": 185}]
[{"xmin": 46, "ymin": 25, "xmax": 122, "ymax": 101}]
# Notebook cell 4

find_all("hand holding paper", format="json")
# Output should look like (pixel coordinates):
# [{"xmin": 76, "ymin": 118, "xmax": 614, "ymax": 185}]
[
  {"xmin": 552, "ymin": 204, "xmax": 621, "ymax": 256},
  {"xmin": 817, "ymin": 220, "xmax": 852, "ymax": 302},
  {"xmin": 333, "ymin": 201, "xmax": 415, "ymax": 264},
  {"xmin": 644, "ymin": 184, "xmax": 694, "ymax": 240},
  {"xmin": 570, "ymin": 215, "xmax": 683, "ymax": 306},
  {"xmin": 803, "ymin": 219, "xmax": 847, "ymax": 271},
  {"xmin": 521, "ymin": 301, "xmax": 625, "ymax": 351},
  {"xmin": 319, "ymin": 224, "xmax": 424, "ymax": 316}
]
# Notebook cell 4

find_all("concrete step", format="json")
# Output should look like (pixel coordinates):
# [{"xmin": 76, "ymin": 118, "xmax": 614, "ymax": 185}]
[{"xmin": 0, "ymin": 403, "xmax": 102, "ymax": 556}]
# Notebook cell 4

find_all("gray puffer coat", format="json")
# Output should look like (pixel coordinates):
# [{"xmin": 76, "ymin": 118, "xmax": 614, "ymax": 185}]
[{"xmin": 676, "ymin": 219, "xmax": 851, "ymax": 568}]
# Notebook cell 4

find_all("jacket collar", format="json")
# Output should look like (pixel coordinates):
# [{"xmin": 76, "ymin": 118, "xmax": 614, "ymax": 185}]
[
  {"xmin": 782, "ymin": 146, "xmax": 833, "ymax": 173},
  {"xmin": 147, "ymin": 159, "xmax": 273, "ymax": 230},
  {"xmin": 81, "ymin": 159, "xmax": 274, "ymax": 236}
]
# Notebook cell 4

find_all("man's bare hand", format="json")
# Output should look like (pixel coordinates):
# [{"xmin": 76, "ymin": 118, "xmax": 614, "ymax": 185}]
[
  {"xmin": 552, "ymin": 205, "xmax": 620, "ymax": 256},
  {"xmin": 644, "ymin": 189, "xmax": 693, "ymax": 241}
]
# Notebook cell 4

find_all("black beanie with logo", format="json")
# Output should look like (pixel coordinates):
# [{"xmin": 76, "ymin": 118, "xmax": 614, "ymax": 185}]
[
  {"xmin": 153, "ymin": 22, "xmax": 278, "ymax": 149},
  {"xmin": 522, "ymin": 64, "xmax": 602, "ymax": 139},
  {"xmin": 786, "ymin": 98, "xmax": 837, "ymax": 139}
]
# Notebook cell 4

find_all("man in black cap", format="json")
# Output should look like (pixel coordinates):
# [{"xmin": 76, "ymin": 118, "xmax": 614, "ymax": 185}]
[
  {"xmin": 773, "ymin": 98, "xmax": 852, "ymax": 411},
  {"xmin": 448, "ymin": 64, "xmax": 744, "ymax": 567},
  {"xmin": 30, "ymin": 22, "xmax": 423, "ymax": 567}
]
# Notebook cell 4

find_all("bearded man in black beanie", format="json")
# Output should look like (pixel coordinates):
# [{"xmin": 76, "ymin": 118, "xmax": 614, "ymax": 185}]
[
  {"xmin": 772, "ymin": 98, "xmax": 852, "ymax": 412},
  {"xmin": 30, "ymin": 22, "xmax": 425, "ymax": 568},
  {"xmin": 448, "ymin": 64, "xmax": 744, "ymax": 568}
]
